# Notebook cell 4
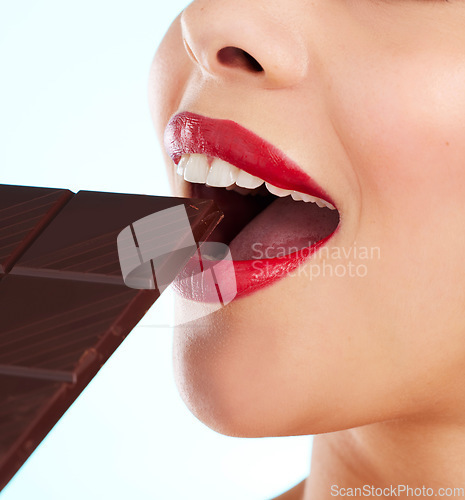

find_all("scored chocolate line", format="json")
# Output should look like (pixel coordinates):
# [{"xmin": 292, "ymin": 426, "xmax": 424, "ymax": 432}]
[
  {"xmin": 0, "ymin": 365, "xmax": 76, "ymax": 383},
  {"xmin": 129, "ymin": 223, "xmax": 143, "ymax": 264}
]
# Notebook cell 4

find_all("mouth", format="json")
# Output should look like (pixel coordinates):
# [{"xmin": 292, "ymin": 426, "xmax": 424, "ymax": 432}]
[{"xmin": 164, "ymin": 111, "xmax": 340, "ymax": 299}]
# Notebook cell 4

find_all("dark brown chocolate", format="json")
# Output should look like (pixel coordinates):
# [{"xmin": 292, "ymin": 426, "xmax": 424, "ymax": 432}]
[
  {"xmin": 11, "ymin": 190, "xmax": 221, "ymax": 285},
  {"xmin": 0, "ymin": 275, "xmax": 157, "ymax": 382},
  {"xmin": 0, "ymin": 183, "xmax": 223, "ymax": 491},
  {"xmin": 0, "ymin": 185, "xmax": 72, "ymax": 276}
]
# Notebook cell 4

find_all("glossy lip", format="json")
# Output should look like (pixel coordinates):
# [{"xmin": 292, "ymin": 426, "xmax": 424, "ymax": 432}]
[{"xmin": 164, "ymin": 111, "xmax": 340, "ymax": 299}]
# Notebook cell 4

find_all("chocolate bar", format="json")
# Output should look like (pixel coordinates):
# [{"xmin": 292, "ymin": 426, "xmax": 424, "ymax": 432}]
[{"xmin": 0, "ymin": 183, "xmax": 222, "ymax": 491}]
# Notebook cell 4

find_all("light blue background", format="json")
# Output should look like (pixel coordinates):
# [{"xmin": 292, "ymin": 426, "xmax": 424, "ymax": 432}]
[{"xmin": 0, "ymin": 1, "xmax": 312, "ymax": 498}]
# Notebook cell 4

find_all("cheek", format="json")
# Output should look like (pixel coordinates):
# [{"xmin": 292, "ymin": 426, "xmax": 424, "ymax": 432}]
[
  {"xmin": 149, "ymin": 16, "xmax": 199, "ymax": 193},
  {"xmin": 330, "ymin": 53, "xmax": 465, "ymax": 393},
  {"xmin": 149, "ymin": 15, "xmax": 193, "ymax": 149}
]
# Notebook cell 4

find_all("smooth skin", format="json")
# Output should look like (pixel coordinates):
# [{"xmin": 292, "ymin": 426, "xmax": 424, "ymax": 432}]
[{"xmin": 149, "ymin": 0, "xmax": 465, "ymax": 498}]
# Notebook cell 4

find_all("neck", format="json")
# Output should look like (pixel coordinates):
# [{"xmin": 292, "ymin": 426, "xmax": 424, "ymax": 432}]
[{"xmin": 303, "ymin": 418, "xmax": 465, "ymax": 499}]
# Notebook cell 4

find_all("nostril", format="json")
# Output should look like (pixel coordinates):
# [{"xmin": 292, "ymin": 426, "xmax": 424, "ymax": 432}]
[{"xmin": 217, "ymin": 47, "xmax": 264, "ymax": 73}]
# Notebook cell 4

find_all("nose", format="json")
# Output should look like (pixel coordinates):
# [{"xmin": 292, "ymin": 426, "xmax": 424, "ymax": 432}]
[{"xmin": 180, "ymin": 0, "xmax": 309, "ymax": 88}]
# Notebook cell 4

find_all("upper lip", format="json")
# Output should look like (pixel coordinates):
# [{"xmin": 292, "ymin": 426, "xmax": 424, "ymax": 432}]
[{"xmin": 164, "ymin": 111, "xmax": 335, "ymax": 206}]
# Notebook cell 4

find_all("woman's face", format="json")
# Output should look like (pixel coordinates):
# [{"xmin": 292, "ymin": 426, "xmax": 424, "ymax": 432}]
[{"xmin": 149, "ymin": 0, "xmax": 465, "ymax": 437}]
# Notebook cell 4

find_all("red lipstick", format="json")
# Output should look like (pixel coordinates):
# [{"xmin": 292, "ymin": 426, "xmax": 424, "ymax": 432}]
[{"xmin": 164, "ymin": 111, "xmax": 339, "ymax": 300}]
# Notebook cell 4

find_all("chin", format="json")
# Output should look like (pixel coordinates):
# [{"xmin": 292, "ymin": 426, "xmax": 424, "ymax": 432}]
[
  {"xmin": 171, "ymin": 293, "xmax": 356, "ymax": 438},
  {"xmin": 172, "ymin": 304, "xmax": 300, "ymax": 437}
]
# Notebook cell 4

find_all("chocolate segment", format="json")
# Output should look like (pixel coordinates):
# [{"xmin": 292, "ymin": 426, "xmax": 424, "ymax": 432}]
[
  {"xmin": 0, "ymin": 275, "xmax": 158, "ymax": 382},
  {"xmin": 0, "ymin": 185, "xmax": 72, "ymax": 275},
  {"xmin": 11, "ymin": 190, "xmax": 222, "ymax": 286},
  {"xmin": 0, "ymin": 184, "xmax": 223, "ymax": 491}
]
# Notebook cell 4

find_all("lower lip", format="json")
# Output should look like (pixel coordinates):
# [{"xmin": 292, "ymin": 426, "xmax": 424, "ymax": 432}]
[{"xmin": 173, "ymin": 234, "xmax": 333, "ymax": 302}]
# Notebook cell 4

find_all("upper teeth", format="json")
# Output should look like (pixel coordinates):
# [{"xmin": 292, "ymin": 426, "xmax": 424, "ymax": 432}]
[{"xmin": 176, "ymin": 153, "xmax": 336, "ymax": 210}]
